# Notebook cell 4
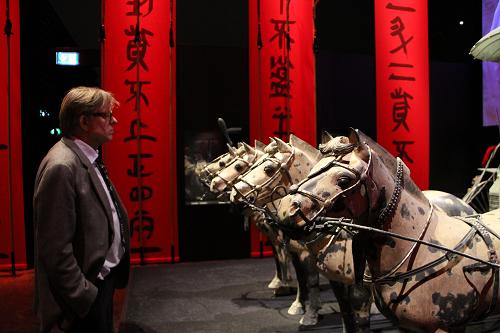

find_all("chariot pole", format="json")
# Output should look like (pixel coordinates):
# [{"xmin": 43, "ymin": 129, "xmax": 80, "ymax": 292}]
[{"xmin": 5, "ymin": 0, "xmax": 15, "ymax": 276}]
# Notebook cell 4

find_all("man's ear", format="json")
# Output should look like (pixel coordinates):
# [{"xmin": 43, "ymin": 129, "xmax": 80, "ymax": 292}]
[{"xmin": 79, "ymin": 114, "xmax": 90, "ymax": 132}]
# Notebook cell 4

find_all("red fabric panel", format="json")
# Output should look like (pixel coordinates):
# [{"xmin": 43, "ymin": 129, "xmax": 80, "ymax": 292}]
[
  {"xmin": 375, "ymin": 0, "xmax": 429, "ymax": 189},
  {"xmin": 0, "ymin": 0, "xmax": 26, "ymax": 270},
  {"xmin": 102, "ymin": 0, "xmax": 178, "ymax": 264},
  {"xmin": 249, "ymin": 0, "xmax": 316, "ymax": 257}
]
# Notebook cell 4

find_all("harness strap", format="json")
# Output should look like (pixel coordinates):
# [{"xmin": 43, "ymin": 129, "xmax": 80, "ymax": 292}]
[
  {"xmin": 458, "ymin": 215, "xmax": 500, "ymax": 320},
  {"xmin": 373, "ymin": 226, "xmax": 477, "ymax": 285}
]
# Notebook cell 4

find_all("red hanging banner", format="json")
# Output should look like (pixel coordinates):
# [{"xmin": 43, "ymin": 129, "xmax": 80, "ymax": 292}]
[
  {"xmin": 249, "ymin": 0, "xmax": 316, "ymax": 257},
  {"xmin": 102, "ymin": 0, "xmax": 178, "ymax": 264},
  {"xmin": 375, "ymin": 0, "xmax": 429, "ymax": 189},
  {"xmin": 0, "ymin": 0, "xmax": 26, "ymax": 271}
]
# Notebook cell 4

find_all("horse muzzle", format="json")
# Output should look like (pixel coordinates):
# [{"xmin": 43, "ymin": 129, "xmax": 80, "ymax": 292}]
[{"xmin": 210, "ymin": 176, "xmax": 226, "ymax": 193}]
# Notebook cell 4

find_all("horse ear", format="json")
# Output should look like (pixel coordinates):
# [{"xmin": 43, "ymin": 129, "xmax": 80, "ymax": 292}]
[
  {"xmin": 348, "ymin": 127, "xmax": 362, "ymax": 146},
  {"xmin": 227, "ymin": 143, "xmax": 237, "ymax": 156},
  {"xmin": 254, "ymin": 140, "xmax": 266, "ymax": 152},
  {"xmin": 274, "ymin": 137, "xmax": 293, "ymax": 153},
  {"xmin": 289, "ymin": 134, "xmax": 321, "ymax": 161},
  {"xmin": 241, "ymin": 142, "xmax": 256, "ymax": 155},
  {"xmin": 321, "ymin": 131, "xmax": 335, "ymax": 145}
]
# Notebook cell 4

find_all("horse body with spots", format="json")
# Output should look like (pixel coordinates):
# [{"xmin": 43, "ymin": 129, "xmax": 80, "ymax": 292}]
[{"xmin": 278, "ymin": 129, "xmax": 499, "ymax": 333}]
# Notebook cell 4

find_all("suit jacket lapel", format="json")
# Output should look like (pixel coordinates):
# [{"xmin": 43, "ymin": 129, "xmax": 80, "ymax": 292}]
[{"xmin": 61, "ymin": 138, "xmax": 115, "ymax": 230}]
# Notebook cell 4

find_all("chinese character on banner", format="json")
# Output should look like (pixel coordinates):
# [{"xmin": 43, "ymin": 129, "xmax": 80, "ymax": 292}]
[
  {"xmin": 375, "ymin": 0, "xmax": 429, "ymax": 189},
  {"xmin": 248, "ymin": 0, "xmax": 316, "ymax": 257},
  {"xmin": 102, "ymin": 0, "xmax": 178, "ymax": 264}
]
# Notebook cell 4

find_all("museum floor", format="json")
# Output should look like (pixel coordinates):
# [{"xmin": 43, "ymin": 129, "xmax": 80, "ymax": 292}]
[{"xmin": 3, "ymin": 257, "xmax": 500, "ymax": 332}]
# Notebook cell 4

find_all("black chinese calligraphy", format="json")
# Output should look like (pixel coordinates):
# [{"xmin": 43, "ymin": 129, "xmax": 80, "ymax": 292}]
[
  {"xmin": 124, "ymin": 25, "xmax": 154, "ymax": 71},
  {"xmin": 130, "ymin": 209, "xmax": 154, "ymax": 239},
  {"xmin": 391, "ymin": 87, "xmax": 413, "ymax": 132},
  {"xmin": 126, "ymin": 0, "xmax": 153, "ymax": 17}
]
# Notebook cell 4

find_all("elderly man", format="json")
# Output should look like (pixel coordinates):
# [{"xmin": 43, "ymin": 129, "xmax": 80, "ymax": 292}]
[{"xmin": 33, "ymin": 86, "xmax": 130, "ymax": 333}]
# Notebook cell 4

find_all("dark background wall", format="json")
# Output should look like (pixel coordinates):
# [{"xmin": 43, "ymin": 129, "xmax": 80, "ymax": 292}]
[
  {"xmin": 314, "ymin": 1, "xmax": 499, "ymax": 197},
  {"xmin": 176, "ymin": 0, "xmax": 250, "ymax": 261},
  {"xmin": 19, "ymin": 0, "xmax": 498, "ymax": 265},
  {"xmin": 20, "ymin": 0, "xmax": 101, "ymax": 267}
]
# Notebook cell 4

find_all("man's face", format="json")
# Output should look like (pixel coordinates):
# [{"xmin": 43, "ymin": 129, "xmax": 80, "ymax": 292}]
[{"xmin": 86, "ymin": 107, "xmax": 118, "ymax": 147}]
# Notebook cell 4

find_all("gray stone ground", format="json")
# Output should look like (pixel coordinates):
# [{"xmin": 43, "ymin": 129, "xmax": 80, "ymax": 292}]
[{"xmin": 120, "ymin": 258, "xmax": 500, "ymax": 333}]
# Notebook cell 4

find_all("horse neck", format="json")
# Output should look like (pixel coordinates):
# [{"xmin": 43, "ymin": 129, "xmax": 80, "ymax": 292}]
[
  {"xmin": 371, "ymin": 155, "xmax": 430, "ymax": 231},
  {"xmin": 367, "ymin": 156, "xmax": 433, "ymax": 273},
  {"xmin": 288, "ymin": 149, "xmax": 318, "ymax": 184}
]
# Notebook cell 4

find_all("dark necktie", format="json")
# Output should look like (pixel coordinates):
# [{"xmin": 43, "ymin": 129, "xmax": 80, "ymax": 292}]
[{"xmin": 94, "ymin": 157, "xmax": 126, "ymax": 245}]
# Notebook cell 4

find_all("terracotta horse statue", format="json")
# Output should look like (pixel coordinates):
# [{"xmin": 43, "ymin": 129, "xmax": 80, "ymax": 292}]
[
  {"xmin": 197, "ymin": 143, "xmax": 246, "ymax": 188},
  {"xmin": 210, "ymin": 141, "xmax": 265, "ymax": 193},
  {"xmin": 230, "ymin": 134, "xmax": 326, "ymax": 326},
  {"xmin": 278, "ymin": 129, "xmax": 500, "ymax": 333},
  {"xmin": 201, "ymin": 140, "xmax": 297, "ymax": 294},
  {"xmin": 233, "ymin": 133, "xmax": 477, "ymax": 332}
]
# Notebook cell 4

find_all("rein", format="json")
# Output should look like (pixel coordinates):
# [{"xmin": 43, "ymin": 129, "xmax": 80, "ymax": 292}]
[
  {"xmin": 281, "ymin": 143, "xmax": 500, "ymax": 283},
  {"xmin": 309, "ymin": 215, "xmax": 500, "ymax": 272},
  {"xmin": 210, "ymin": 152, "xmax": 261, "ymax": 189},
  {"xmin": 285, "ymin": 145, "xmax": 374, "ymax": 232},
  {"xmin": 232, "ymin": 147, "xmax": 296, "ymax": 205},
  {"xmin": 199, "ymin": 151, "xmax": 236, "ymax": 186}
]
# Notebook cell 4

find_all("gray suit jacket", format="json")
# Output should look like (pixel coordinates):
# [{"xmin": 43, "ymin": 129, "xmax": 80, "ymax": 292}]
[{"xmin": 33, "ymin": 137, "xmax": 130, "ymax": 332}]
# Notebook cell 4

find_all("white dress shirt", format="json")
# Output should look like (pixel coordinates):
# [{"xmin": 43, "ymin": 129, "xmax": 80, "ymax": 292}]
[{"xmin": 73, "ymin": 138, "xmax": 124, "ymax": 279}]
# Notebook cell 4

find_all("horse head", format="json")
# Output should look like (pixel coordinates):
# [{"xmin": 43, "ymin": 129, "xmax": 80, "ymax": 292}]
[
  {"xmin": 198, "ymin": 143, "xmax": 240, "ymax": 187},
  {"xmin": 278, "ymin": 128, "xmax": 424, "ymax": 240},
  {"xmin": 209, "ymin": 141, "xmax": 265, "ymax": 193},
  {"xmin": 230, "ymin": 134, "xmax": 321, "ymax": 208}
]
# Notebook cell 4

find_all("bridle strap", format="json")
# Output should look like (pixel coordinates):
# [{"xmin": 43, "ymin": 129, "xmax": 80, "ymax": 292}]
[
  {"xmin": 232, "ymin": 148, "xmax": 296, "ymax": 205},
  {"xmin": 288, "ymin": 145, "xmax": 373, "ymax": 232},
  {"xmin": 199, "ymin": 151, "xmax": 238, "ymax": 185},
  {"xmin": 211, "ymin": 153, "xmax": 260, "ymax": 189}
]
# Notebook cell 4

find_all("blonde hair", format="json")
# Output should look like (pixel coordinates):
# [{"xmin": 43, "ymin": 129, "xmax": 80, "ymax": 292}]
[{"xmin": 59, "ymin": 86, "xmax": 119, "ymax": 136}]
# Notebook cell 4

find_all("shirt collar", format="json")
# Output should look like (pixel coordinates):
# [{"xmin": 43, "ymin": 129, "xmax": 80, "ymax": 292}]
[{"xmin": 73, "ymin": 138, "xmax": 99, "ymax": 164}]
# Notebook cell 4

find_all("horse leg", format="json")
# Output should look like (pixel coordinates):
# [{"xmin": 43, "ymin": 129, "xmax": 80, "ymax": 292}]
[
  {"xmin": 258, "ymin": 222, "xmax": 294, "ymax": 294},
  {"xmin": 269, "ymin": 242, "xmax": 295, "ymax": 296},
  {"xmin": 329, "ymin": 281, "xmax": 372, "ymax": 333},
  {"xmin": 349, "ymin": 283, "xmax": 372, "ymax": 332},
  {"xmin": 330, "ymin": 281, "xmax": 359, "ymax": 333},
  {"xmin": 288, "ymin": 251, "xmax": 321, "ymax": 326},
  {"xmin": 299, "ymin": 256, "xmax": 321, "ymax": 326},
  {"xmin": 287, "ymin": 252, "xmax": 306, "ymax": 316},
  {"xmin": 268, "ymin": 245, "xmax": 284, "ymax": 288}
]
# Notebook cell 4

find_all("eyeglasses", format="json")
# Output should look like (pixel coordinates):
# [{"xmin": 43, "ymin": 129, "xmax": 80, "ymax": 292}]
[{"xmin": 91, "ymin": 111, "xmax": 114, "ymax": 121}]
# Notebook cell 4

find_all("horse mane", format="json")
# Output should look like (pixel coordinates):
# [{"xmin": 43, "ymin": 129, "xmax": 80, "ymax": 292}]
[
  {"xmin": 319, "ymin": 135, "xmax": 356, "ymax": 156},
  {"xmin": 264, "ymin": 140, "xmax": 278, "ymax": 154},
  {"xmin": 289, "ymin": 134, "xmax": 322, "ymax": 163},
  {"xmin": 357, "ymin": 130, "xmax": 427, "ymax": 201}
]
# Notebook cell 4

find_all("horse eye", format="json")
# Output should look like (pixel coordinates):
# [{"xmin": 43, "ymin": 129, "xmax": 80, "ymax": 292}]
[
  {"xmin": 337, "ymin": 176, "xmax": 351, "ymax": 189},
  {"xmin": 219, "ymin": 161, "xmax": 226, "ymax": 168},
  {"xmin": 264, "ymin": 165, "xmax": 276, "ymax": 177},
  {"xmin": 234, "ymin": 164, "xmax": 244, "ymax": 172}
]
